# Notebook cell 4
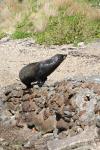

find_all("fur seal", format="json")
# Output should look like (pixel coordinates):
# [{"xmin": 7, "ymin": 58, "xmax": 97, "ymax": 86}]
[{"xmin": 19, "ymin": 54, "xmax": 67, "ymax": 88}]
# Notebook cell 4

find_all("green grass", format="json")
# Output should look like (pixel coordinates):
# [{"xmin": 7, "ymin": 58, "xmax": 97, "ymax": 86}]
[
  {"xmin": 11, "ymin": 1, "xmax": 100, "ymax": 45},
  {"xmin": 34, "ymin": 9, "xmax": 100, "ymax": 45},
  {"xmin": 86, "ymin": 0, "xmax": 100, "ymax": 6},
  {"xmin": 11, "ymin": 31, "xmax": 32, "ymax": 39},
  {"xmin": 78, "ymin": 0, "xmax": 100, "ymax": 7},
  {"xmin": 0, "ymin": 32, "xmax": 6, "ymax": 39},
  {"xmin": 11, "ymin": 15, "xmax": 33, "ymax": 39}
]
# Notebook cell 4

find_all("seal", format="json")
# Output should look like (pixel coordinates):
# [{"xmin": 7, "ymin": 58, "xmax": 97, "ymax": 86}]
[{"xmin": 19, "ymin": 54, "xmax": 67, "ymax": 88}]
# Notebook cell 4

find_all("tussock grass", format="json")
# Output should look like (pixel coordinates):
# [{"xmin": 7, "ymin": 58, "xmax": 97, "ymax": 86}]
[
  {"xmin": 0, "ymin": 0, "xmax": 100, "ymax": 45},
  {"xmin": 0, "ymin": 0, "xmax": 32, "ymax": 32},
  {"xmin": 32, "ymin": 0, "xmax": 100, "ymax": 44},
  {"xmin": 53, "ymin": 0, "xmax": 100, "ymax": 20},
  {"xmin": 29, "ymin": 0, "xmax": 100, "ymax": 32}
]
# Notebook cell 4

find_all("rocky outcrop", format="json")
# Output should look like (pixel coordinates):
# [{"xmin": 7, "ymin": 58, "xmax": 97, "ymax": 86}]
[{"xmin": 0, "ymin": 78, "xmax": 100, "ymax": 149}]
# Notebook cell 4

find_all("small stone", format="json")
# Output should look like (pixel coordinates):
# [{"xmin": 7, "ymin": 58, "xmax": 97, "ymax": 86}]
[
  {"xmin": 3, "ymin": 116, "xmax": 17, "ymax": 127},
  {"xmin": 6, "ymin": 93, "xmax": 12, "ymax": 101},
  {"xmin": 47, "ymin": 127, "xmax": 97, "ymax": 150},
  {"xmin": 2, "ymin": 141, "xmax": 9, "ymax": 146},
  {"xmin": 22, "ymin": 94, "xmax": 30, "ymax": 101},
  {"xmin": 7, "ymin": 101, "xmax": 18, "ymax": 111},
  {"xmin": 12, "ymin": 145, "xmax": 22, "ymax": 150},
  {"xmin": 11, "ymin": 90, "xmax": 23, "ymax": 98},
  {"xmin": 64, "ymin": 111, "xmax": 73, "ymax": 118},
  {"xmin": 78, "ymin": 42, "xmax": 86, "ymax": 48},
  {"xmin": 34, "ymin": 138, "xmax": 47, "ymax": 150},
  {"xmin": 22, "ymin": 101, "xmax": 36, "ymax": 112},
  {"xmin": 29, "ymin": 111, "xmax": 56, "ymax": 134},
  {"xmin": 63, "ymin": 117, "xmax": 71, "ymax": 123},
  {"xmin": 0, "ymin": 138, "xmax": 5, "ymax": 142},
  {"xmin": 0, "ymin": 36, "xmax": 10, "ymax": 43},
  {"xmin": 43, "ymin": 133, "xmax": 54, "ymax": 140},
  {"xmin": 4, "ymin": 89, "xmax": 11, "ymax": 96},
  {"xmin": 57, "ymin": 119, "xmax": 69, "ymax": 131},
  {"xmin": 23, "ymin": 132, "xmax": 41, "ymax": 148}
]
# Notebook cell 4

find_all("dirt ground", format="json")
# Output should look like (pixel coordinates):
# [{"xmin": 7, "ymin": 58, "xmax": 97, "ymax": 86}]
[{"xmin": 0, "ymin": 38, "xmax": 100, "ymax": 87}]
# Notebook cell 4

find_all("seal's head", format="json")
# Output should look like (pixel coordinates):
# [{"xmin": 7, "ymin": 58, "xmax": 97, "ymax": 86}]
[{"xmin": 54, "ymin": 54, "xmax": 67, "ymax": 62}]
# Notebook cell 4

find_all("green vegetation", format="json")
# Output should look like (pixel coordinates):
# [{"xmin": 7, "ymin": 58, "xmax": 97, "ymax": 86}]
[
  {"xmin": 11, "ymin": 31, "xmax": 32, "ymax": 39},
  {"xmin": 84, "ymin": 0, "xmax": 100, "ymax": 7},
  {"xmin": 34, "ymin": 13, "xmax": 100, "ymax": 45},
  {"xmin": 0, "ymin": 32, "xmax": 6, "ymax": 39},
  {"xmin": 11, "ymin": 16, "xmax": 33, "ymax": 39},
  {"xmin": 0, "ymin": 0, "xmax": 100, "ymax": 45},
  {"xmin": 77, "ymin": 0, "xmax": 100, "ymax": 6}
]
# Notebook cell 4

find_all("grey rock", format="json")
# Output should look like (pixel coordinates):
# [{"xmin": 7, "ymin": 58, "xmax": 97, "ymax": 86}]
[
  {"xmin": 0, "ymin": 147, "xmax": 4, "ymax": 150},
  {"xmin": 70, "ymin": 88, "xmax": 97, "ymax": 125},
  {"xmin": 11, "ymin": 89, "xmax": 23, "ymax": 98},
  {"xmin": 63, "ymin": 117, "xmax": 71, "ymax": 123},
  {"xmin": 23, "ymin": 132, "xmax": 41, "ymax": 148},
  {"xmin": 64, "ymin": 111, "xmax": 73, "ymax": 118},
  {"xmin": 47, "ymin": 127, "xmax": 97, "ymax": 150},
  {"xmin": 72, "ymin": 145, "xmax": 99, "ymax": 150},
  {"xmin": 17, "ymin": 38, "xmax": 35, "ymax": 47},
  {"xmin": 0, "ymin": 138, "xmax": 5, "ymax": 142},
  {"xmin": 22, "ymin": 94, "xmax": 30, "ymax": 101},
  {"xmin": 34, "ymin": 139, "xmax": 48, "ymax": 150},
  {"xmin": 0, "ymin": 36, "xmax": 10, "ymax": 43},
  {"xmin": 0, "ymin": 110, "xmax": 11, "ymax": 122},
  {"xmin": 5, "ymin": 93, "xmax": 12, "ymax": 101},
  {"xmin": 2, "ymin": 141, "xmax": 9, "ymax": 146},
  {"xmin": 0, "ymin": 99, "xmax": 4, "ymax": 110},
  {"xmin": 85, "ymin": 75, "xmax": 100, "ymax": 84},
  {"xmin": 34, "ymin": 111, "xmax": 56, "ymax": 134},
  {"xmin": 3, "ymin": 116, "xmax": 17, "ymax": 127},
  {"xmin": 43, "ymin": 133, "xmax": 54, "ymax": 140},
  {"xmin": 11, "ymin": 145, "xmax": 22, "ymax": 150},
  {"xmin": 22, "ymin": 101, "xmax": 36, "ymax": 112},
  {"xmin": 35, "ymin": 97, "xmax": 46, "ymax": 108},
  {"xmin": 48, "ymin": 91, "xmax": 55, "ymax": 99},
  {"xmin": 78, "ymin": 42, "xmax": 86, "ymax": 48},
  {"xmin": 4, "ymin": 89, "xmax": 11, "ymax": 96},
  {"xmin": 53, "ymin": 128, "xmax": 59, "ymax": 139}
]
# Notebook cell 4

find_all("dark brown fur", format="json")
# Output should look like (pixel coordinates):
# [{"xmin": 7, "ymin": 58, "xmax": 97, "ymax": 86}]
[{"xmin": 19, "ymin": 54, "xmax": 67, "ymax": 88}]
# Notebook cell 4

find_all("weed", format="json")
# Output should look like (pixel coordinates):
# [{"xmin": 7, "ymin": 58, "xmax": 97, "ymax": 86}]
[{"xmin": 11, "ymin": 31, "xmax": 32, "ymax": 39}]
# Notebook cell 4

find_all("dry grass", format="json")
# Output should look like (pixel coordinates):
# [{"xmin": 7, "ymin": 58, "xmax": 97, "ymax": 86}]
[
  {"xmin": 0, "ymin": 0, "xmax": 32, "ymax": 32},
  {"xmin": 33, "ymin": 0, "xmax": 58, "ymax": 32},
  {"xmin": 54, "ymin": 0, "xmax": 100, "ymax": 19},
  {"xmin": 32, "ymin": 0, "xmax": 100, "ymax": 32},
  {"xmin": 0, "ymin": 0, "xmax": 100, "ymax": 33}
]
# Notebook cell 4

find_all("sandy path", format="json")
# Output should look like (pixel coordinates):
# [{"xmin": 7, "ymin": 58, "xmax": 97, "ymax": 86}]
[{"xmin": 0, "ymin": 38, "xmax": 100, "ymax": 87}]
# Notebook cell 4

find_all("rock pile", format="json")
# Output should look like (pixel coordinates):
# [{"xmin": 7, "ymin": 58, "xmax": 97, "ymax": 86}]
[{"xmin": 0, "ymin": 79, "xmax": 100, "ymax": 149}]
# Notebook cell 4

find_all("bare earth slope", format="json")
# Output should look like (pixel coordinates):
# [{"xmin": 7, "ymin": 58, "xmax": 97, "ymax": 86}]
[{"xmin": 0, "ymin": 37, "xmax": 100, "ymax": 87}]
